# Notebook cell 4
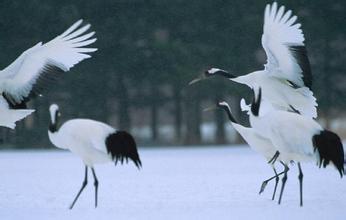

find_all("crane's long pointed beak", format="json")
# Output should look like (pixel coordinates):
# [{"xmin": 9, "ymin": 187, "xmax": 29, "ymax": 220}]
[
  {"xmin": 188, "ymin": 73, "xmax": 206, "ymax": 85},
  {"xmin": 203, "ymin": 105, "xmax": 217, "ymax": 112}
]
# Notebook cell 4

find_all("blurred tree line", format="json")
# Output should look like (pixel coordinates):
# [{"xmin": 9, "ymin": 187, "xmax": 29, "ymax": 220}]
[{"xmin": 0, "ymin": 0, "xmax": 345, "ymax": 148}]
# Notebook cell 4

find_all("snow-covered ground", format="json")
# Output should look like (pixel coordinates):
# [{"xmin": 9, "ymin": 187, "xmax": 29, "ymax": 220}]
[{"xmin": 0, "ymin": 146, "xmax": 345, "ymax": 220}]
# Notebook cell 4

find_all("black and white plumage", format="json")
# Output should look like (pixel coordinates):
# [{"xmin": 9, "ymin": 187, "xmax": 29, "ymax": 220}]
[
  {"xmin": 205, "ymin": 101, "xmax": 284, "ymax": 200},
  {"xmin": 206, "ymin": 101, "xmax": 277, "ymax": 160},
  {"xmin": 189, "ymin": 2, "xmax": 317, "ymax": 118},
  {"xmin": 0, "ymin": 19, "xmax": 97, "ymax": 129},
  {"xmin": 48, "ymin": 104, "xmax": 141, "ymax": 209},
  {"xmin": 248, "ymin": 88, "xmax": 344, "ymax": 206}
]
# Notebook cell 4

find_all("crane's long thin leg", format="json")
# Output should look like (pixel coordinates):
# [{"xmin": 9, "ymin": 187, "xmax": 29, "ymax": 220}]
[
  {"xmin": 259, "ymin": 169, "xmax": 285, "ymax": 194},
  {"xmin": 268, "ymin": 151, "xmax": 280, "ymax": 164},
  {"xmin": 278, "ymin": 164, "xmax": 289, "ymax": 205},
  {"xmin": 70, "ymin": 166, "xmax": 88, "ymax": 209},
  {"xmin": 259, "ymin": 161, "xmax": 285, "ymax": 195},
  {"xmin": 91, "ymin": 168, "xmax": 99, "ymax": 208},
  {"xmin": 271, "ymin": 168, "xmax": 280, "ymax": 200},
  {"xmin": 298, "ymin": 163, "xmax": 303, "ymax": 207}
]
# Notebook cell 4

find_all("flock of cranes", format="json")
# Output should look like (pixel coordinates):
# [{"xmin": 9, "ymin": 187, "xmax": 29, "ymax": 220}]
[
  {"xmin": 0, "ymin": 2, "xmax": 343, "ymax": 209},
  {"xmin": 191, "ymin": 2, "xmax": 344, "ymax": 207}
]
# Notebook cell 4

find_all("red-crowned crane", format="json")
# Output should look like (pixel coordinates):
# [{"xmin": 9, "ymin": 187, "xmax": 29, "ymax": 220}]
[
  {"xmin": 248, "ymin": 88, "xmax": 344, "ymax": 206},
  {"xmin": 48, "ymin": 104, "xmax": 142, "ymax": 209}
]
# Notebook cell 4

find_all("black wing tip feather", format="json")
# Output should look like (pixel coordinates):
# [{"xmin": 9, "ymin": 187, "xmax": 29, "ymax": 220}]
[
  {"xmin": 2, "ymin": 93, "xmax": 28, "ymax": 109},
  {"xmin": 288, "ymin": 45, "xmax": 312, "ymax": 89},
  {"xmin": 105, "ymin": 130, "xmax": 142, "ymax": 169},
  {"xmin": 313, "ymin": 130, "xmax": 345, "ymax": 177}
]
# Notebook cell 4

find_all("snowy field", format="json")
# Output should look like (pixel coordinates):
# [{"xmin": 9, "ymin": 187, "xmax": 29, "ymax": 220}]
[{"xmin": 0, "ymin": 146, "xmax": 345, "ymax": 220}]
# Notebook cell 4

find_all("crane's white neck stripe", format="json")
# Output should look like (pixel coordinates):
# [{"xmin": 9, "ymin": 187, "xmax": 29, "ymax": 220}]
[{"xmin": 49, "ymin": 104, "xmax": 60, "ymax": 132}]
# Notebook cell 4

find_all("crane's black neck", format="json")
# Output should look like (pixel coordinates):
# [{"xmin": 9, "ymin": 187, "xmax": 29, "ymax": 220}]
[
  {"xmin": 251, "ymin": 88, "xmax": 262, "ymax": 117},
  {"xmin": 220, "ymin": 105, "xmax": 238, "ymax": 124},
  {"xmin": 49, "ymin": 111, "xmax": 60, "ymax": 133}
]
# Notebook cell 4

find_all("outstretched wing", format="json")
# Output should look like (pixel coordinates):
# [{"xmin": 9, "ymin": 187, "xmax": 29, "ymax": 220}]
[
  {"xmin": 0, "ymin": 19, "xmax": 97, "ymax": 107},
  {"xmin": 262, "ymin": 2, "xmax": 312, "ymax": 89},
  {"xmin": 0, "ymin": 96, "xmax": 34, "ymax": 129}
]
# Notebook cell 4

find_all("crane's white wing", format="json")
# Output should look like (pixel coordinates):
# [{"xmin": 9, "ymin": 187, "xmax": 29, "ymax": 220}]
[
  {"xmin": 0, "ymin": 19, "xmax": 97, "ymax": 107},
  {"xmin": 0, "ymin": 96, "xmax": 34, "ymax": 129},
  {"xmin": 268, "ymin": 111, "xmax": 322, "ymax": 159},
  {"xmin": 262, "ymin": 2, "xmax": 312, "ymax": 89}
]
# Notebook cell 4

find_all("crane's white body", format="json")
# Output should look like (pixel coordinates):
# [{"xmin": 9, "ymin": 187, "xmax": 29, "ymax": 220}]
[
  {"xmin": 247, "ymin": 88, "xmax": 344, "ymax": 206},
  {"xmin": 234, "ymin": 123, "xmax": 280, "ymax": 161},
  {"xmin": 48, "ymin": 104, "xmax": 141, "ymax": 209},
  {"xmin": 221, "ymin": 102, "xmax": 277, "ymax": 162},
  {"xmin": 232, "ymin": 71, "xmax": 316, "ymax": 118},
  {"xmin": 0, "ymin": 20, "xmax": 97, "ymax": 129},
  {"xmin": 250, "ymin": 110, "xmax": 322, "ymax": 163},
  {"xmin": 49, "ymin": 118, "xmax": 115, "ymax": 166}
]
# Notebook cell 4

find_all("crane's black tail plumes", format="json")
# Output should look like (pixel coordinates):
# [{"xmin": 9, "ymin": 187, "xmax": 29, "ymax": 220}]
[
  {"xmin": 313, "ymin": 130, "xmax": 344, "ymax": 177},
  {"xmin": 105, "ymin": 131, "xmax": 142, "ymax": 169}
]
